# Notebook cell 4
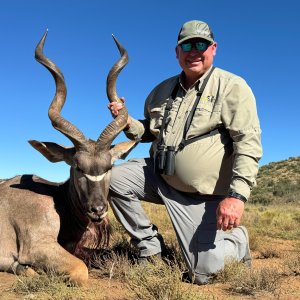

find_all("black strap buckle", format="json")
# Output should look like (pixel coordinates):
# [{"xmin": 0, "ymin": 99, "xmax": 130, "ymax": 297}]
[{"xmin": 178, "ymin": 142, "xmax": 185, "ymax": 151}]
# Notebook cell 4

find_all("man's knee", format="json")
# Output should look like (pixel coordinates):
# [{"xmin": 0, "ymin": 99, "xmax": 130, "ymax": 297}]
[
  {"xmin": 184, "ymin": 269, "xmax": 214, "ymax": 285},
  {"xmin": 110, "ymin": 162, "xmax": 136, "ymax": 195},
  {"xmin": 110, "ymin": 164, "xmax": 125, "ymax": 191},
  {"xmin": 187, "ymin": 249, "xmax": 224, "ymax": 284}
]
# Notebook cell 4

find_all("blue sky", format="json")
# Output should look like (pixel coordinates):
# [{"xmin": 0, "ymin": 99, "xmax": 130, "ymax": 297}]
[{"xmin": 1, "ymin": 0, "xmax": 299, "ymax": 182}]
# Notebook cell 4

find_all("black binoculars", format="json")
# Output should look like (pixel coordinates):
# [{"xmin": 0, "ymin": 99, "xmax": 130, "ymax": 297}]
[{"xmin": 154, "ymin": 144, "xmax": 176, "ymax": 176}]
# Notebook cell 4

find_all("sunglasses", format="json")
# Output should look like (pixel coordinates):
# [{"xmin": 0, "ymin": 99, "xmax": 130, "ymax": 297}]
[{"xmin": 180, "ymin": 41, "xmax": 211, "ymax": 52}]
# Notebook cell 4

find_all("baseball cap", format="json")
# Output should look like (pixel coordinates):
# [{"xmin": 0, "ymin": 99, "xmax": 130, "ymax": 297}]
[{"xmin": 177, "ymin": 20, "xmax": 214, "ymax": 45}]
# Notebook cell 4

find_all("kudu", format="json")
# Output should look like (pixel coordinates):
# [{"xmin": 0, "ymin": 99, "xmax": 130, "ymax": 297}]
[{"xmin": 0, "ymin": 32, "xmax": 137, "ymax": 285}]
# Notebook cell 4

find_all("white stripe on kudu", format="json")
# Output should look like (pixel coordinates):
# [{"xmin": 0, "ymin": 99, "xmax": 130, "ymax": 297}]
[{"xmin": 84, "ymin": 172, "xmax": 107, "ymax": 182}]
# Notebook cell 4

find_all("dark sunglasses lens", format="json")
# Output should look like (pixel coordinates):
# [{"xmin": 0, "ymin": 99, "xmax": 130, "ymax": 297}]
[
  {"xmin": 195, "ymin": 42, "xmax": 209, "ymax": 51},
  {"xmin": 181, "ymin": 42, "xmax": 210, "ymax": 52},
  {"xmin": 181, "ymin": 43, "xmax": 192, "ymax": 52}
]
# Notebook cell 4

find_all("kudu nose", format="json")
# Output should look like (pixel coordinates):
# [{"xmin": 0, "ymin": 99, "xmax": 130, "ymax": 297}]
[
  {"xmin": 91, "ymin": 205, "xmax": 105, "ymax": 214},
  {"xmin": 91, "ymin": 203, "xmax": 108, "ymax": 216},
  {"xmin": 87, "ymin": 203, "xmax": 107, "ymax": 221}
]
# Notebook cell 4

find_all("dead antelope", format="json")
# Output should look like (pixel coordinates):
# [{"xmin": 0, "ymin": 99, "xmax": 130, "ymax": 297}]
[{"xmin": 0, "ymin": 31, "xmax": 137, "ymax": 285}]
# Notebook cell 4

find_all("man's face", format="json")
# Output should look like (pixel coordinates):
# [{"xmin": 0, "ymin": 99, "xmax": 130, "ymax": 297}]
[{"xmin": 176, "ymin": 38, "xmax": 217, "ymax": 79}]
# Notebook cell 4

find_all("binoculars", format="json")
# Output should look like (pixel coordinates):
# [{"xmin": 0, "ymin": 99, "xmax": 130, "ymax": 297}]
[{"xmin": 154, "ymin": 145, "xmax": 176, "ymax": 176}]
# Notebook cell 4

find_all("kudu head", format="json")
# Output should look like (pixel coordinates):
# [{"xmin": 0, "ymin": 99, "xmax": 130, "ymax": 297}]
[{"xmin": 29, "ymin": 31, "xmax": 137, "ymax": 223}]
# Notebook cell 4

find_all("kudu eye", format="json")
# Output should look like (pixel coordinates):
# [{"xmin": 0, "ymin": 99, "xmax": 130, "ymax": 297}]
[{"xmin": 74, "ymin": 165, "xmax": 83, "ymax": 173}]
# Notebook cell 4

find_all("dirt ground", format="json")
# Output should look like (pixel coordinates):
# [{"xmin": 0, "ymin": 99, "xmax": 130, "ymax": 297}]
[{"xmin": 1, "ymin": 242, "xmax": 299, "ymax": 300}]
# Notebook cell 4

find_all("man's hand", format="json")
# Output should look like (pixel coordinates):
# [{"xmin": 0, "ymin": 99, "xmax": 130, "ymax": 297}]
[
  {"xmin": 108, "ymin": 97, "xmax": 125, "ymax": 117},
  {"xmin": 107, "ymin": 97, "xmax": 132, "ymax": 128},
  {"xmin": 216, "ymin": 197, "xmax": 245, "ymax": 231}
]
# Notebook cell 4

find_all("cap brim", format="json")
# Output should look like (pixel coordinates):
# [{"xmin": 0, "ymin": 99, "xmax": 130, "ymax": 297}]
[{"xmin": 177, "ymin": 35, "xmax": 214, "ymax": 45}]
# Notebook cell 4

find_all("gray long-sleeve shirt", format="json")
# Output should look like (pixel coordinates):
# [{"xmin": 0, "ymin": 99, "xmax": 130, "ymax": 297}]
[{"xmin": 125, "ymin": 66, "xmax": 262, "ymax": 200}]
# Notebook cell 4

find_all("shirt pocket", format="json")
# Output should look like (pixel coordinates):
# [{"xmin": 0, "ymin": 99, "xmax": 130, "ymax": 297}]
[
  {"xmin": 196, "ymin": 101, "xmax": 214, "ymax": 115},
  {"xmin": 194, "ymin": 101, "xmax": 222, "ymax": 121},
  {"xmin": 188, "ymin": 102, "xmax": 221, "ymax": 138}
]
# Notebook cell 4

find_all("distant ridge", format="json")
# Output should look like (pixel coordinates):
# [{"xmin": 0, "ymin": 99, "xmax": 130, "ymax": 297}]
[{"xmin": 251, "ymin": 156, "xmax": 300, "ymax": 205}]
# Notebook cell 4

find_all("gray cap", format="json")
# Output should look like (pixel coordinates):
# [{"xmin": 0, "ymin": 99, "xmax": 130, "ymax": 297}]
[{"xmin": 177, "ymin": 20, "xmax": 214, "ymax": 45}]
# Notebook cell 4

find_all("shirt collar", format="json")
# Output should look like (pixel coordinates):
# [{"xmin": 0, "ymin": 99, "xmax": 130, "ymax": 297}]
[{"xmin": 179, "ymin": 65, "xmax": 214, "ymax": 92}]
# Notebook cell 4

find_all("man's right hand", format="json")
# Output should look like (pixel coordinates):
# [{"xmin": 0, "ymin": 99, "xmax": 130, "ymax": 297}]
[
  {"xmin": 107, "ymin": 97, "xmax": 132, "ymax": 128},
  {"xmin": 108, "ymin": 101, "xmax": 124, "ymax": 118}
]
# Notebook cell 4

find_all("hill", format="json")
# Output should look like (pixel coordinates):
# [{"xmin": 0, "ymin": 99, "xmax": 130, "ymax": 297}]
[{"xmin": 251, "ymin": 156, "xmax": 300, "ymax": 205}]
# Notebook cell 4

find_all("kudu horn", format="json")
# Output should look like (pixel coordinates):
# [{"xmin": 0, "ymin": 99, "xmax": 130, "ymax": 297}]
[
  {"xmin": 35, "ymin": 30, "xmax": 87, "ymax": 150},
  {"xmin": 96, "ymin": 35, "xmax": 129, "ymax": 151},
  {"xmin": 35, "ymin": 31, "xmax": 129, "ymax": 152}
]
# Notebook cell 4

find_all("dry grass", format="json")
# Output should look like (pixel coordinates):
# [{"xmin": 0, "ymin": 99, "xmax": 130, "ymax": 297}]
[
  {"xmin": 214, "ymin": 260, "xmax": 283, "ymax": 296},
  {"xmin": 213, "ymin": 259, "xmax": 249, "ymax": 284},
  {"xmin": 89, "ymin": 238, "xmax": 136, "ymax": 281},
  {"xmin": 11, "ymin": 268, "xmax": 95, "ymax": 300},
  {"xmin": 283, "ymin": 251, "xmax": 300, "ymax": 276},
  {"xmin": 229, "ymin": 266, "xmax": 282, "ymax": 296},
  {"xmin": 248, "ymin": 233, "xmax": 282, "ymax": 258},
  {"xmin": 242, "ymin": 203, "xmax": 300, "ymax": 240},
  {"xmin": 124, "ymin": 259, "xmax": 212, "ymax": 300}
]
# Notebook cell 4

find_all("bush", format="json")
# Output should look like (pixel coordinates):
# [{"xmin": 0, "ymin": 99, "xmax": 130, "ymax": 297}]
[
  {"xmin": 125, "ymin": 259, "xmax": 210, "ymax": 300},
  {"xmin": 228, "ymin": 266, "xmax": 282, "ymax": 296},
  {"xmin": 283, "ymin": 251, "xmax": 300, "ymax": 276}
]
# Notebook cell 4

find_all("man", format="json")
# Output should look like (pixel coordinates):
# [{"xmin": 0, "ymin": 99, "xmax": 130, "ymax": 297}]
[{"xmin": 108, "ymin": 20, "xmax": 262, "ymax": 284}]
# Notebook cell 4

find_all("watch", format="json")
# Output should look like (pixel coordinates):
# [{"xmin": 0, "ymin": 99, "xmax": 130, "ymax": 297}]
[{"xmin": 228, "ymin": 191, "xmax": 247, "ymax": 203}]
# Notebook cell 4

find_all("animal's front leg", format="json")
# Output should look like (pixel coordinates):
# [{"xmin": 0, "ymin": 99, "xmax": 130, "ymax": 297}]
[{"xmin": 26, "ymin": 243, "xmax": 89, "ymax": 286}]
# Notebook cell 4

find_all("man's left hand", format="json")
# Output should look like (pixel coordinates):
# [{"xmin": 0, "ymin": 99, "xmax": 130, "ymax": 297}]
[{"xmin": 216, "ymin": 197, "xmax": 245, "ymax": 231}]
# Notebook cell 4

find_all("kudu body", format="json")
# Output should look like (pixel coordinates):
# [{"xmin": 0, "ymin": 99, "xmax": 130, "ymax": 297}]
[{"xmin": 0, "ymin": 32, "xmax": 136, "ymax": 285}]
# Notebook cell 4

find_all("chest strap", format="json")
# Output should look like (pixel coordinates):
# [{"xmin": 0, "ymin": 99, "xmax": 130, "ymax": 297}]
[
  {"xmin": 178, "ymin": 125, "xmax": 226, "ymax": 151},
  {"xmin": 178, "ymin": 67, "xmax": 223, "ymax": 151},
  {"xmin": 157, "ymin": 67, "xmax": 220, "ymax": 151},
  {"xmin": 156, "ymin": 80, "xmax": 180, "ymax": 147}
]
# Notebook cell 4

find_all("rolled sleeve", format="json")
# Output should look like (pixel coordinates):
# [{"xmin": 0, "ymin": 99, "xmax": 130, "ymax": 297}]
[{"xmin": 124, "ymin": 117, "xmax": 145, "ymax": 140}]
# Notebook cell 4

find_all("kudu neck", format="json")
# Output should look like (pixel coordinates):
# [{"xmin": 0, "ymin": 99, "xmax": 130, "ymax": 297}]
[{"xmin": 62, "ymin": 178, "xmax": 90, "ymax": 231}]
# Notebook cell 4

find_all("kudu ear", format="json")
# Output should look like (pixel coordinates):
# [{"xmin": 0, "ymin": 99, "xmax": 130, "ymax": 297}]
[
  {"xmin": 109, "ymin": 140, "xmax": 138, "ymax": 164},
  {"xmin": 28, "ymin": 140, "xmax": 76, "ymax": 166}
]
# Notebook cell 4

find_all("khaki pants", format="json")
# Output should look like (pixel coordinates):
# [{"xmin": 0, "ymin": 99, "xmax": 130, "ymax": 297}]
[{"xmin": 109, "ymin": 158, "xmax": 249, "ymax": 284}]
